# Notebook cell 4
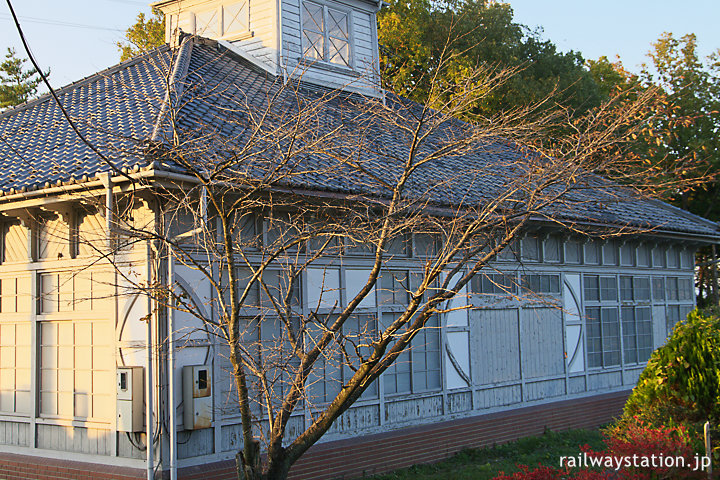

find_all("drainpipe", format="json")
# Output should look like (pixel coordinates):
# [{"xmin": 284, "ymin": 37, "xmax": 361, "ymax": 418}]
[
  {"xmin": 168, "ymin": 250, "xmax": 178, "ymax": 480},
  {"xmin": 146, "ymin": 242, "xmax": 155, "ymax": 480}
]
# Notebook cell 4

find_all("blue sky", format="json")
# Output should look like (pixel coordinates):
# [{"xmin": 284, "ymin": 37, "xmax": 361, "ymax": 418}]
[{"xmin": 0, "ymin": 0, "xmax": 718, "ymax": 90}]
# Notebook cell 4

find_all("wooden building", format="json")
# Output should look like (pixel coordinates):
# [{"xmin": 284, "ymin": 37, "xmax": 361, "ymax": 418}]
[{"xmin": 0, "ymin": 0, "xmax": 717, "ymax": 478}]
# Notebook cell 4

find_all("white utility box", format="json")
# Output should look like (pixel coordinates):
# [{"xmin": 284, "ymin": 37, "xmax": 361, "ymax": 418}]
[
  {"xmin": 117, "ymin": 366, "xmax": 143, "ymax": 432},
  {"xmin": 182, "ymin": 365, "xmax": 212, "ymax": 429}
]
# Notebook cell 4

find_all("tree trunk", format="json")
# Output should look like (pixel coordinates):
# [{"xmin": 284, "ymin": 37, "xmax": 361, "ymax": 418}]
[
  {"xmin": 237, "ymin": 440, "xmax": 261, "ymax": 480},
  {"xmin": 235, "ymin": 440, "xmax": 292, "ymax": 480}
]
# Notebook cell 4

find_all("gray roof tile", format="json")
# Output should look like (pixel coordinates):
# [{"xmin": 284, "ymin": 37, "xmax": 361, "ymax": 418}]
[{"xmin": 0, "ymin": 39, "xmax": 717, "ymax": 239}]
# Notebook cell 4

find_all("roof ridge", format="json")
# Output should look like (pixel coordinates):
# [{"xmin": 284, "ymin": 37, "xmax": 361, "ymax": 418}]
[
  {"xmin": 0, "ymin": 44, "xmax": 172, "ymax": 121},
  {"xmin": 150, "ymin": 36, "xmax": 195, "ymax": 142}
]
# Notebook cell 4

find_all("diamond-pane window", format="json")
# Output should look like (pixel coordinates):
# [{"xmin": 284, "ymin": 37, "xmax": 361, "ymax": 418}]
[
  {"xmin": 302, "ymin": 1, "xmax": 351, "ymax": 67},
  {"xmin": 327, "ymin": 9, "xmax": 350, "ymax": 66},
  {"xmin": 303, "ymin": 2, "xmax": 324, "ymax": 60}
]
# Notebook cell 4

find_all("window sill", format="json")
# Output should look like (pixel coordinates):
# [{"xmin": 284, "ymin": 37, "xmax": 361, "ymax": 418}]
[
  {"xmin": 297, "ymin": 57, "xmax": 361, "ymax": 78},
  {"xmin": 220, "ymin": 30, "xmax": 255, "ymax": 42}
]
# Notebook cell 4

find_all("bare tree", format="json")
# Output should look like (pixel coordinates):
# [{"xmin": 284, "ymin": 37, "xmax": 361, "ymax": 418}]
[{"xmin": 26, "ymin": 37, "xmax": 706, "ymax": 480}]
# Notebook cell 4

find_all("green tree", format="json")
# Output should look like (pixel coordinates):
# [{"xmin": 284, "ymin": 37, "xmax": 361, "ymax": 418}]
[
  {"xmin": 640, "ymin": 33, "xmax": 720, "ymax": 217},
  {"xmin": 377, "ymin": 0, "xmax": 602, "ymax": 119},
  {"xmin": 623, "ymin": 310, "xmax": 720, "ymax": 435},
  {"xmin": 117, "ymin": 8, "xmax": 166, "ymax": 61},
  {"xmin": 0, "ymin": 47, "xmax": 43, "ymax": 109}
]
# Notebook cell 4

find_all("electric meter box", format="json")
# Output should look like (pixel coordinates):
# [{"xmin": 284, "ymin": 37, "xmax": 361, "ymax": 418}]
[
  {"xmin": 182, "ymin": 365, "xmax": 212, "ymax": 430},
  {"xmin": 117, "ymin": 366, "xmax": 143, "ymax": 432}
]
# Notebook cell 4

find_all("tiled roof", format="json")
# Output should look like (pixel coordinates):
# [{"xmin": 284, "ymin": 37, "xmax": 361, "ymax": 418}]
[
  {"xmin": 0, "ymin": 38, "xmax": 717, "ymax": 239},
  {"xmin": 0, "ymin": 47, "xmax": 173, "ymax": 190}
]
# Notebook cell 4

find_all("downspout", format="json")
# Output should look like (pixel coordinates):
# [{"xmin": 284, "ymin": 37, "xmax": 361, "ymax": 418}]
[
  {"xmin": 146, "ymin": 242, "xmax": 155, "ymax": 480},
  {"xmin": 277, "ymin": 0, "xmax": 286, "ymax": 82},
  {"xmin": 168, "ymin": 250, "xmax": 177, "ymax": 480}
]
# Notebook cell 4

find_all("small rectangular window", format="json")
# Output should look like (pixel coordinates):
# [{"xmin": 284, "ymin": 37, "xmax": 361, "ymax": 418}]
[
  {"xmin": 620, "ymin": 243, "xmax": 635, "ymax": 267},
  {"xmin": 498, "ymin": 240, "xmax": 519, "ymax": 261},
  {"xmin": 653, "ymin": 247, "xmax": 666, "ymax": 268},
  {"xmin": 302, "ymin": 1, "xmax": 351, "ymax": 68},
  {"xmin": 603, "ymin": 241, "xmax": 618, "ymax": 266},
  {"xmin": 413, "ymin": 233, "xmax": 438, "ymax": 259},
  {"xmin": 637, "ymin": 244, "xmax": 651, "ymax": 267},
  {"xmin": 666, "ymin": 277, "xmax": 679, "ymax": 301},
  {"xmin": 544, "ymin": 236, "xmax": 561, "ymax": 263},
  {"xmin": 521, "ymin": 274, "xmax": 560, "ymax": 294},
  {"xmin": 636, "ymin": 307, "xmax": 653, "ymax": 362},
  {"xmin": 634, "ymin": 277, "xmax": 651, "ymax": 301},
  {"xmin": 667, "ymin": 247, "xmax": 680, "ymax": 269},
  {"xmin": 681, "ymin": 250, "xmax": 695, "ymax": 269},
  {"xmin": 620, "ymin": 276, "xmax": 633, "ymax": 301},
  {"xmin": 666, "ymin": 305, "xmax": 680, "ymax": 335},
  {"xmin": 471, "ymin": 273, "xmax": 516, "ymax": 295},
  {"xmin": 652, "ymin": 277, "xmax": 665, "ymax": 301},
  {"xmin": 601, "ymin": 308, "xmax": 621, "ymax": 367},
  {"xmin": 678, "ymin": 278, "xmax": 693, "ymax": 301},
  {"xmin": 585, "ymin": 307, "xmax": 602, "ymax": 368},
  {"xmin": 521, "ymin": 236, "xmax": 540, "ymax": 262},
  {"xmin": 584, "ymin": 275, "xmax": 599, "ymax": 301},
  {"xmin": 623, "ymin": 306, "xmax": 653, "ymax": 364},
  {"xmin": 565, "ymin": 239, "xmax": 582, "ymax": 264},
  {"xmin": 584, "ymin": 240, "xmax": 601, "ymax": 265},
  {"xmin": 600, "ymin": 276, "xmax": 617, "ymax": 301},
  {"xmin": 622, "ymin": 306, "xmax": 637, "ymax": 364},
  {"xmin": 379, "ymin": 270, "xmax": 410, "ymax": 305}
]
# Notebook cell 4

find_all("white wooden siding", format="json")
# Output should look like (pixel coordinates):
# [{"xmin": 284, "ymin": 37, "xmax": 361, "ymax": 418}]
[
  {"xmin": 471, "ymin": 309, "xmax": 520, "ymax": 385},
  {"xmin": 521, "ymin": 308, "xmax": 564, "ymax": 379}
]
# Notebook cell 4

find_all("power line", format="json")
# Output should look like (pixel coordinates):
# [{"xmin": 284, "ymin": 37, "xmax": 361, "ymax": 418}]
[
  {"xmin": 102, "ymin": 0, "xmax": 149, "ymax": 6},
  {"xmin": 3, "ymin": 0, "xmax": 130, "ymax": 179},
  {"xmin": 0, "ymin": 13, "xmax": 125, "ymax": 32}
]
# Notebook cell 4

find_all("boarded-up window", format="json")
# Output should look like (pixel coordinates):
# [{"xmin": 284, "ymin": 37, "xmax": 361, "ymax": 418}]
[
  {"xmin": 195, "ymin": 7, "xmax": 221, "ymax": 38},
  {"xmin": 77, "ymin": 209, "xmax": 105, "ymax": 257},
  {"xmin": 2, "ymin": 220, "xmax": 28, "ymax": 262},
  {"xmin": 602, "ymin": 241, "xmax": 618, "ymax": 266},
  {"xmin": 39, "ymin": 320, "xmax": 113, "ymax": 420},
  {"xmin": 521, "ymin": 236, "xmax": 540, "ymax": 262},
  {"xmin": 222, "ymin": 2, "xmax": 249, "ymax": 37},
  {"xmin": 0, "ymin": 276, "xmax": 31, "ymax": 313},
  {"xmin": 653, "ymin": 246, "xmax": 666, "ymax": 268},
  {"xmin": 544, "ymin": 236, "xmax": 561, "ymax": 263},
  {"xmin": 620, "ymin": 243, "xmax": 635, "ymax": 267},
  {"xmin": 637, "ymin": 244, "xmax": 651, "ymax": 267},
  {"xmin": 0, "ymin": 322, "xmax": 31, "ymax": 414},
  {"xmin": 565, "ymin": 239, "xmax": 582, "ymax": 264},
  {"xmin": 38, "ymin": 214, "xmax": 69, "ymax": 260},
  {"xmin": 584, "ymin": 240, "xmax": 601, "ymax": 265}
]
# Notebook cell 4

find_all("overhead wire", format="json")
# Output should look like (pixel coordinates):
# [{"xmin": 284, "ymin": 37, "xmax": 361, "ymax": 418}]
[
  {"xmin": 3, "ymin": 0, "xmax": 138, "ymax": 182},
  {"xmin": 0, "ymin": 13, "xmax": 125, "ymax": 32}
]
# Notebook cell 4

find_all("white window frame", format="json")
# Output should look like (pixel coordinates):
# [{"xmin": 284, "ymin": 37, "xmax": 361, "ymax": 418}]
[{"xmin": 300, "ymin": 0, "xmax": 355, "ymax": 70}]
